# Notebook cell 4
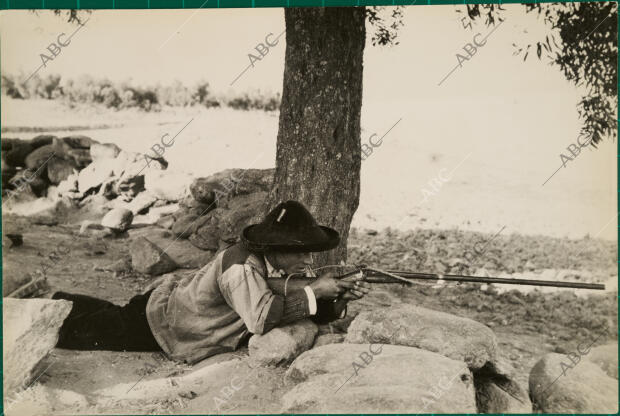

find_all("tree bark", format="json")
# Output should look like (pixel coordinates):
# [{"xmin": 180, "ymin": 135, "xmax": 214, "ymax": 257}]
[{"xmin": 265, "ymin": 7, "xmax": 366, "ymax": 266}]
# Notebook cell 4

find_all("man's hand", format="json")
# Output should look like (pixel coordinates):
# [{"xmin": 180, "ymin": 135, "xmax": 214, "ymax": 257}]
[
  {"xmin": 341, "ymin": 280, "xmax": 371, "ymax": 301},
  {"xmin": 309, "ymin": 271, "xmax": 356, "ymax": 300}
]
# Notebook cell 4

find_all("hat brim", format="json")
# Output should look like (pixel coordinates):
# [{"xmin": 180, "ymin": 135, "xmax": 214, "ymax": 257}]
[{"xmin": 241, "ymin": 224, "xmax": 340, "ymax": 253}]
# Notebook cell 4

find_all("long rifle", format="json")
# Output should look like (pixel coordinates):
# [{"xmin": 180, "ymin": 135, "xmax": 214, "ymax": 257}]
[{"xmin": 339, "ymin": 266, "xmax": 605, "ymax": 290}]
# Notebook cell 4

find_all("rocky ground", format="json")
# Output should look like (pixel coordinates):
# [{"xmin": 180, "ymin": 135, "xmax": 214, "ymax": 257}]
[
  {"xmin": 2, "ymin": 131, "xmax": 618, "ymax": 414},
  {"xmin": 3, "ymin": 213, "xmax": 617, "ymax": 414}
]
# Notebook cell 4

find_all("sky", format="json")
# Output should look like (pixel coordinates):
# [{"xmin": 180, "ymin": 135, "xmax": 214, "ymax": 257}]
[{"xmin": 0, "ymin": 5, "xmax": 617, "ymax": 240}]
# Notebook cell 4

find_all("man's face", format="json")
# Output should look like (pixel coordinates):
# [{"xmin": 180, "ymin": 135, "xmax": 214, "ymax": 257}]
[{"xmin": 271, "ymin": 251, "xmax": 314, "ymax": 275}]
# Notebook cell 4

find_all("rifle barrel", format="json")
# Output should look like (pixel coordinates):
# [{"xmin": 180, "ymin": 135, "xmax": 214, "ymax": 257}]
[{"xmin": 363, "ymin": 269, "xmax": 606, "ymax": 290}]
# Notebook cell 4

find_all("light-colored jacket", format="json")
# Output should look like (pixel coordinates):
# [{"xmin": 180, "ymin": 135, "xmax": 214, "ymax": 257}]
[{"xmin": 146, "ymin": 243, "xmax": 311, "ymax": 364}]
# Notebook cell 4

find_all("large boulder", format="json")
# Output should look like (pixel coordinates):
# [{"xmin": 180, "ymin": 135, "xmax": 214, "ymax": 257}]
[
  {"xmin": 187, "ymin": 192, "xmax": 265, "ymax": 250},
  {"xmin": 217, "ymin": 191, "xmax": 266, "ymax": 242},
  {"xmin": 101, "ymin": 208, "xmax": 133, "ymax": 232},
  {"xmin": 529, "ymin": 352, "xmax": 618, "ymax": 413},
  {"xmin": 189, "ymin": 168, "xmax": 273, "ymax": 204},
  {"xmin": 345, "ymin": 306, "xmax": 498, "ymax": 370},
  {"xmin": 249, "ymin": 320, "xmax": 318, "ymax": 366},
  {"xmin": 585, "ymin": 343, "xmax": 617, "ymax": 379},
  {"xmin": 130, "ymin": 237, "xmax": 178, "ymax": 276},
  {"xmin": 283, "ymin": 343, "xmax": 476, "ymax": 412},
  {"xmin": 3, "ymin": 298, "xmax": 73, "ymax": 398},
  {"xmin": 129, "ymin": 228, "xmax": 214, "ymax": 269}
]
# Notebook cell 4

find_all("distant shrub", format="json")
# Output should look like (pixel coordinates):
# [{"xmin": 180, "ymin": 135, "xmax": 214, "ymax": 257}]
[{"xmin": 1, "ymin": 73, "xmax": 280, "ymax": 113}]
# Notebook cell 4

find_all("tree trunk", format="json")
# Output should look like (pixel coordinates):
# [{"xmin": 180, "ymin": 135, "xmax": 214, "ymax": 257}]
[{"xmin": 265, "ymin": 7, "xmax": 366, "ymax": 266}]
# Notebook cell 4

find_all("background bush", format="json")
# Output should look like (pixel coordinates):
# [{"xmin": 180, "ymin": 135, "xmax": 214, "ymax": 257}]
[{"xmin": 1, "ymin": 73, "xmax": 280, "ymax": 113}]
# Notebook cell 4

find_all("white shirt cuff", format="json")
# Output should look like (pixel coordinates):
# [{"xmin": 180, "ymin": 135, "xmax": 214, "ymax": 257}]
[{"xmin": 303, "ymin": 286, "xmax": 317, "ymax": 315}]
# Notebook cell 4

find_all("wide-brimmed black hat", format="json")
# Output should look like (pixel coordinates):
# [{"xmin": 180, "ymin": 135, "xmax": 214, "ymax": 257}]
[{"xmin": 241, "ymin": 200, "xmax": 340, "ymax": 252}]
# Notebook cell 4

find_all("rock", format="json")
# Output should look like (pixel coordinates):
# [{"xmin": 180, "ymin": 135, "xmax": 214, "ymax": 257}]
[
  {"xmin": 61, "ymin": 135, "xmax": 95, "ymax": 149},
  {"xmin": 189, "ymin": 179, "xmax": 227, "ymax": 205},
  {"xmin": 117, "ymin": 174, "xmax": 145, "ymax": 198},
  {"xmin": 249, "ymin": 320, "xmax": 318, "ymax": 366},
  {"xmin": 345, "ymin": 306, "xmax": 498, "ymax": 370},
  {"xmin": 586, "ymin": 343, "xmax": 617, "ymax": 379},
  {"xmin": 4, "ymin": 138, "xmax": 34, "ymax": 167},
  {"xmin": 144, "ymin": 169, "xmax": 191, "ymax": 202},
  {"xmin": 3, "ymin": 233, "xmax": 23, "ymax": 247},
  {"xmin": 475, "ymin": 358, "xmax": 532, "ymax": 412},
  {"xmin": 313, "ymin": 333, "xmax": 345, "ymax": 348},
  {"xmin": 125, "ymin": 192, "xmax": 158, "ymax": 215},
  {"xmin": 156, "ymin": 215, "xmax": 175, "ymax": 229},
  {"xmin": 217, "ymin": 192, "xmax": 266, "ymax": 242},
  {"xmin": 30, "ymin": 134, "xmax": 56, "ymax": 149},
  {"xmin": 476, "ymin": 377, "xmax": 532, "ymax": 412},
  {"xmin": 529, "ymin": 352, "xmax": 618, "ymax": 413},
  {"xmin": 105, "ymin": 151, "xmax": 152, "ymax": 198},
  {"xmin": 98, "ymin": 178, "xmax": 118, "ymax": 199},
  {"xmin": 3, "ymin": 298, "xmax": 73, "ymax": 398},
  {"xmin": 24, "ymin": 144, "xmax": 59, "ymax": 171},
  {"xmin": 187, "ymin": 192, "xmax": 265, "ymax": 250},
  {"xmin": 8, "ymin": 169, "xmax": 49, "ymax": 197},
  {"xmin": 189, "ymin": 168, "xmax": 273, "ymax": 204},
  {"xmin": 133, "ymin": 203, "xmax": 180, "ymax": 226},
  {"xmin": 2, "ymin": 153, "xmax": 17, "ymax": 190},
  {"xmin": 130, "ymin": 237, "xmax": 178, "ymax": 275},
  {"xmin": 188, "ymin": 211, "xmax": 223, "ymax": 250},
  {"xmin": 179, "ymin": 195, "xmax": 214, "ymax": 216},
  {"xmin": 90, "ymin": 142, "xmax": 121, "ymax": 161},
  {"xmin": 3, "ymin": 272, "xmax": 32, "ymax": 296},
  {"xmin": 101, "ymin": 208, "xmax": 133, "ymax": 231},
  {"xmin": 79, "ymin": 194, "xmax": 111, "ymax": 219},
  {"xmin": 172, "ymin": 213, "xmax": 200, "ymax": 239},
  {"xmin": 65, "ymin": 147, "xmax": 92, "ymax": 169},
  {"xmin": 95, "ymin": 257, "xmax": 132, "ymax": 275},
  {"xmin": 55, "ymin": 172, "xmax": 80, "ymax": 197},
  {"xmin": 129, "ymin": 228, "xmax": 214, "ymax": 269},
  {"xmin": 78, "ymin": 160, "xmax": 114, "ymax": 193},
  {"xmin": 79, "ymin": 220, "xmax": 105, "ymax": 235},
  {"xmin": 232, "ymin": 168, "xmax": 274, "ymax": 195},
  {"xmin": 524, "ymin": 260, "xmax": 536, "ymax": 271},
  {"xmin": 5, "ymin": 385, "xmax": 90, "ymax": 415},
  {"xmin": 47, "ymin": 157, "xmax": 76, "ymax": 185},
  {"xmin": 283, "ymin": 343, "xmax": 476, "ymax": 412}
]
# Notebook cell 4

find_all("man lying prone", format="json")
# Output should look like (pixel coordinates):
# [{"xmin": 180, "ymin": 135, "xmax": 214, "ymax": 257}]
[{"xmin": 53, "ymin": 200, "xmax": 370, "ymax": 364}]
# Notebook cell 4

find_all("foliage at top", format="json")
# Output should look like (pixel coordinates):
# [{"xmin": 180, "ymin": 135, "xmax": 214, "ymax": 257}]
[{"xmin": 463, "ymin": 2, "xmax": 617, "ymax": 146}]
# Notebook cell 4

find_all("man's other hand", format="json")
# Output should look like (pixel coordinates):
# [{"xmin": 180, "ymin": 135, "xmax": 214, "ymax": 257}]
[{"xmin": 341, "ymin": 280, "xmax": 371, "ymax": 301}]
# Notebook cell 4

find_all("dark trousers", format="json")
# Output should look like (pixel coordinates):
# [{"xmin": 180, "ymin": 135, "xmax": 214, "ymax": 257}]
[{"xmin": 52, "ymin": 290, "xmax": 163, "ymax": 352}]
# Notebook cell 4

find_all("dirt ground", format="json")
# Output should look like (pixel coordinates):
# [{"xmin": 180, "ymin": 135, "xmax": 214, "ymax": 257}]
[{"xmin": 2, "ymin": 213, "xmax": 617, "ymax": 413}]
